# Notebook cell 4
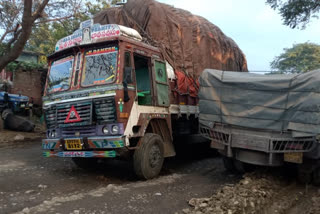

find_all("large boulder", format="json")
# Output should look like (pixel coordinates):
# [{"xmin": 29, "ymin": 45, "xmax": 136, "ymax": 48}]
[{"xmin": 94, "ymin": 0, "xmax": 247, "ymax": 78}]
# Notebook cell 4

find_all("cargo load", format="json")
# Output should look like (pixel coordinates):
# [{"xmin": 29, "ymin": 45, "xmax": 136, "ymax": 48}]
[
  {"xmin": 199, "ymin": 69, "xmax": 320, "ymax": 137},
  {"xmin": 94, "ymin": 0, "xmax": 247, "ymax": 97}
]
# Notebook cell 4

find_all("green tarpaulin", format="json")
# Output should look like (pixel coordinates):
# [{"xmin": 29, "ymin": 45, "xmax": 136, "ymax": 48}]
[{"xmin": 199, "ymin": 69, "xmax": 320, "ymax": 137}]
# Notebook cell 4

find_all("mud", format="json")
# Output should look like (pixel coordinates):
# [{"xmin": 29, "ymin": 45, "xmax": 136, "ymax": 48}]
[{"xmin": 183, "ymin": 171, "xmax": 320, "ymax": 214}]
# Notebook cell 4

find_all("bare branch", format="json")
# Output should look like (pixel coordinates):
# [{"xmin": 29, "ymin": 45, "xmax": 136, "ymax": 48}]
[
  {"xmin": 5, "ymin": 28, "xmax": 22, "ymax": 49},
  {"xmin": 0, "ymin": 23, "xmax": 20, "ymax": 42},
  {"xmin": 32, "ymin": 0, "xmax": 50, "ymax": 21},
  {"xmin": 34, "ymin": 15, "xmax": 74, "ymax": 25}
]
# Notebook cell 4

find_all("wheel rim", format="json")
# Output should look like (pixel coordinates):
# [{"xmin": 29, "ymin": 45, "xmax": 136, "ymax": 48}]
[{"xmin": 149, "ymin": 144, "xmax": 162, "ymax": 168}]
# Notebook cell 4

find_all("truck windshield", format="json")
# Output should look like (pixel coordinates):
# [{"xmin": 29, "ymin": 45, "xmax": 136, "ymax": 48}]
[
  {"xmin": 81, "ymin": 47, "xmax": 118, "ymax": 86},
  {"xmin": 47, "ymin": 56, "xmax": 74, "ymax": 93}
]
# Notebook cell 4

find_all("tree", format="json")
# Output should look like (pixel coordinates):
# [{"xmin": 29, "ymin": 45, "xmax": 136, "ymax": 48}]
[
  {"xmin": 0, "ymin": 0, "xmax": 84, "ymax": 71},
  {"xmin": 266, "ymin": 0, "xmax": 320, "ymax": 29},
  {"xmin": 23, "ymin": 0, "xmax": 111, "ymax": 55},
  {"xmin": 270, "ymin": 42, "xmax": 320, "ymax": 73}
]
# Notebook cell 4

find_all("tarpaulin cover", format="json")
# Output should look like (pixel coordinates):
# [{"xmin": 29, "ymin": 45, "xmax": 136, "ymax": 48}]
[
  {"xmin": 94, "ymin": 0, "xmax": 247, "ymax": 79},
  {"xmin": 199, "ymin": 69, "xmax": 320, "ymax": 137},
  {"xmin": 175, "ymin": 71, "xmax": 199, "ymax": 97}
]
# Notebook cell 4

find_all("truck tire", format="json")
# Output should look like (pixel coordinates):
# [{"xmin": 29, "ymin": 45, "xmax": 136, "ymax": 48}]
[
  {"xmin": 222, "ymin": 157, "xmax": 237, "ymax": 173},
  {"xmin": 133, "ymin": 133, "xmax": 164, "ymax": 180},
  {"xmin": 313, "ymin": 167, "xmax": 320, "ymax": 186},
  {"xmin": 233, "ymin": 159, "xmax": 254, "ymax": 173},
  {"xmin": 297, "ymin": 165, "xmax": 312, "ymax": 184},
  {"xmin": 72, "ymin": 158, "xmax": 99, "ymax": 170}
]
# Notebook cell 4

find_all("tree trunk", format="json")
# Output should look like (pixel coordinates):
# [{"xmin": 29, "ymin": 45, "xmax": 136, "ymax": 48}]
[
  {"xmin": 0, "ymin": 0, "xmax": 33, "ymax": 71},
  {"xmin": 0, "ymin": 0, "xmax": 49, "ymax": 71}
]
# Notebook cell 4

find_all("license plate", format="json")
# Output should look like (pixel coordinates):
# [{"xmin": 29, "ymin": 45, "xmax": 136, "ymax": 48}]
[
  {"xmin": 284, "ymin": 152, "xmax": 303, "ymax": 164},
  {"xmin": 65, "ymin": 139, "xmax": 82, "ymax": 150}
]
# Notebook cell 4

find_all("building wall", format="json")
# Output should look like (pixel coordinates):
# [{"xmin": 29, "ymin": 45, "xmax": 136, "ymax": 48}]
[{"xmin": 9, "ymin": 70, "xmax": 44, "ymax": 106}]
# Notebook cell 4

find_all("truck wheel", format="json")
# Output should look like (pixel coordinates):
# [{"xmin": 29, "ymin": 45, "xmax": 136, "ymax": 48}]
[
  {"xmin": 297, "ymin": 166, "xmax": 312, "ymax": 184},
  {"xmin": 133, "ymin": 133, "xmax": 164, "ymax": 180},
  {"xmin": 313, "ymin": 167, "xmax": 320, "ymax": 186},
  {"xmin": 222, "ymin": 157, "xmax": 237, "ymax": 172},
  {"xmin": 233, "ymin": 159, "xmax": 254, "ymax": 174},
  {"xmin": 72, "ymin": 158, "xmax": 99, "ymax": 170}
]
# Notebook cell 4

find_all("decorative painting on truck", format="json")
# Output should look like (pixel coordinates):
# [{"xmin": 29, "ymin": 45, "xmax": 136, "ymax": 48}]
[
  {"xmin": 81, "ymin": 47, "xmax": 118, "ymax": 86},
  {"xmin": 55, "ymin": 20, "xmax": 121, "ymax": 52}
]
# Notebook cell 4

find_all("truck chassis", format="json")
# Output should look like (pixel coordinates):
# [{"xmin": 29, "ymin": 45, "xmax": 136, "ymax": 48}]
[{"xmin": 200, "ymin": 123, "xmax": 320, "ymax": 184}]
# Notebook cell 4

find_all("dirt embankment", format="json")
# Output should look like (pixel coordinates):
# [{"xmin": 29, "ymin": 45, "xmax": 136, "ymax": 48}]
[{"xmin": 183, "ymin": 172, "xmax": 320, "ymax": 214}]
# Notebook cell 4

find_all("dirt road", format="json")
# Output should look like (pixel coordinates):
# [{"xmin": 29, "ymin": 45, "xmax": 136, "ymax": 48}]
[
  {"xmin": 2, "ymin": 140, "xmax": 320, "ymax": 214},
  {"xmin": 0, "ymin": 141, "xmax": 240, "ymax": 214}
]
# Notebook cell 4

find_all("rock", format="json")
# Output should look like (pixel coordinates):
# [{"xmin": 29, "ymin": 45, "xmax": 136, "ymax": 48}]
[
  {"xmin": 182, "ymin": 208, "xmax": 190, "ymax": 214},
  {"xmin": 38, "ymin": 184, "xmax": 48, "ymax": 189},
  {"xmin": 250, "ymin": 201, "xmax": 255, "ymax": 208},
  {"xmin": 14, "ymin": 134, "xmax": 25, "ymax": 141},
  {"xmin": 22, "ymin": 207, "xmax": 30, "ymax": 213},
  {"xmin": 25, "ymin": 190, "xmax": 35, "ymax": 194},
  {"xmin": 199, "ymin": 203, "xmax": 207, "ymax": 208},
  {"xmin": 242, "ymin": 179, "xmax": 250, "ymax": 185},
  {"xmin": 201, "ymin": 198, "xmax": 210, "ymax": 202},
  {"xmin": 189, "ymin": 198, "xmax": 198, "ymax": 207}
]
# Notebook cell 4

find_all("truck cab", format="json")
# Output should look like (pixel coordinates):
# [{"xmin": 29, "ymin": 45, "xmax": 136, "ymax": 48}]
[{"xmin": 42, "ymin": 20, "xmax": 198, "ymax": 179}]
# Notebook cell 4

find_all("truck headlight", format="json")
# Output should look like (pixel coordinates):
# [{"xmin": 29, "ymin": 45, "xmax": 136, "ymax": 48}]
[
  {"xmin": 50, "ymin": 130, "xmax": 56, "ymax": 138},
  {"xmin": 102, "ymin": 126, "xmax": 109, "ymax": 135},
  {"xmin": 111, "ymin": 125, "xmax": 119, "ymax": 134}
]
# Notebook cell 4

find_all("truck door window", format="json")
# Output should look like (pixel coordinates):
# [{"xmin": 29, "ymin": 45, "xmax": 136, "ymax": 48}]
[
  {"xmin": 125, "ymin": 52, "xmax": 131, "ymax": 67},
  {"xmin": 134, "ymin": 54, "xmax": 152, "ymax": 106},
  {"xmin": 154, "ymin": 60, "xmax": 170, "ymax": 107}
]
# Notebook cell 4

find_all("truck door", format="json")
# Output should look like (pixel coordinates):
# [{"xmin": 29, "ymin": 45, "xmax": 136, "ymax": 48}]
[
  {"xmin": 133, "ymin": 54, "xmax": 153, "ymax": 106},
  {"xmin": 153, "ymin": 60, "xmax": 170, "ymax": 107}
]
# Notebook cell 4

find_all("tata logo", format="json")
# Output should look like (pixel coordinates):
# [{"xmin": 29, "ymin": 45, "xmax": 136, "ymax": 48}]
[{"xmin": 64, "ymin": 105, "xmax": 81, "ymax": 123}]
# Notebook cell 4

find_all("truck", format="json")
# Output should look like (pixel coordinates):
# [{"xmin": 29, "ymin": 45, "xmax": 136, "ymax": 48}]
[
  {"xmin": 41, "ymin": 20, "xmax": 203, "ymax": 179},
  {"xmin": 198, "ymin": 69, "xmax": 320, "ymax": 185}
]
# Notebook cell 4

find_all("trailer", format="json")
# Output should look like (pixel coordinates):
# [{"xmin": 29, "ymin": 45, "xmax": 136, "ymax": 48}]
[{"xmin": 199, "ymin": 69, "xmax": 320, "ymax": 184}]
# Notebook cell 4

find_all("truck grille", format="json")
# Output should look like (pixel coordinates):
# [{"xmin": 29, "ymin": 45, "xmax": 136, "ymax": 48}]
[
  {"xmin": 45, "ymin": 97, "xmax": 116, "ymax": 129},
  {"xmin": 93, "ymin": 98, "xmax": 116, "ymax": 124},
  {"xmin": 57, "ymin": 101, "xmax": 92, "ymax": 127},
  {"xmin": 271, "ymin": 139, "xmax": 316, "ymax": 153},
  {"xmin": 45, "ymin": 106, "xmax": 57, "ymax": 129}
]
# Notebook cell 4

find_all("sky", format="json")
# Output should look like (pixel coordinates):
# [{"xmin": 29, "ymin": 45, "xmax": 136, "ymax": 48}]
[{"xmin": 157, "ymin": 0, "xmax": 320, "ymax": 72}]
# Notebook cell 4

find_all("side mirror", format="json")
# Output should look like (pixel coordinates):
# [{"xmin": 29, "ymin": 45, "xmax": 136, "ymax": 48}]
[
  {"xmin": 123, "ymin": 67, "xmax": 133, "ymax": 84},
  {"xmin": 123, "ymin": 67, "xmax": 133, "ymax": 103}
]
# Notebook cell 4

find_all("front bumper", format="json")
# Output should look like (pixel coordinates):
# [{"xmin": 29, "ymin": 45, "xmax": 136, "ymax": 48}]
[
  {"xmin": 43, "ymin": 151, "xmax": 117, "ymax": 158},
  {"xmin": 42, "ymin": 136, "xmax": 125, "ymax": 158}
]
